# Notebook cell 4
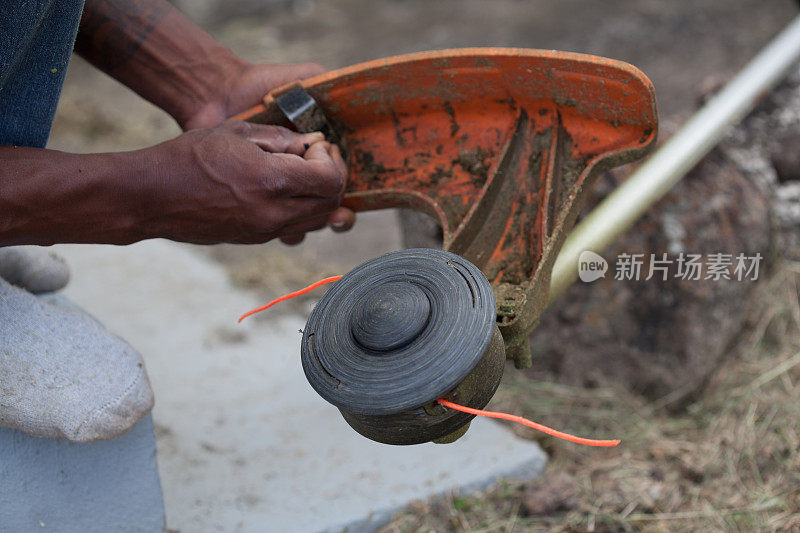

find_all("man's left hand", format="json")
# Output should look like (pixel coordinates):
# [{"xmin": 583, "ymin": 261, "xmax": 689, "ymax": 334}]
[{"xmin": 183, "ymin": 61, "xmax": 326, "ymax": 131}]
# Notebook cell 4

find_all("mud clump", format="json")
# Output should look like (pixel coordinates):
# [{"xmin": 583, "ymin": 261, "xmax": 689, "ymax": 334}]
[{"xmin": 453, "ymin": 147, "xmax": 490, "ymax": 189}]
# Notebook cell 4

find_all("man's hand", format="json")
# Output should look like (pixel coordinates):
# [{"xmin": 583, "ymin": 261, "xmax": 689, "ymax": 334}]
[
  {"xmin": 182, "ymin": 62, "xmax": 326, "ymax": 131},
  {"xmin": 0, "ymin": 123, "xmax": 347, "ymax": 247},
  {"xmin": 181, "ymin": 61, "xmax": 356, "ymax": 244},
  {"xmin": 144, "ymin": 121, "xmax": 348, "ymax": 244}
]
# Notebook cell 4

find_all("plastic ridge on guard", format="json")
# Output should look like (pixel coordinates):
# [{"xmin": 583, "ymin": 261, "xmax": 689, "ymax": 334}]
[
  {"xmin": 235, "ymin": 48, "xmax": 658, "ymax": 369},
  {"xmin": 300, "ymin": 248, "xmax": 505, "ymax": 445}
]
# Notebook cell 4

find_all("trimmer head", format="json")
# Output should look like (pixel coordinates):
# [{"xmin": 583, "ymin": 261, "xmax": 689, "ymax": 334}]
[
  {"xmin": 300, "ymin": 248, "xmax": 505, "ymax": 445},
  {"xmin": 237, "ymin": 48, "xmax": 657, "ymax": 368}
]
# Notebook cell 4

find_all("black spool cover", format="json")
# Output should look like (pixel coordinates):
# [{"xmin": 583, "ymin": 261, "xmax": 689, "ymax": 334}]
[{"xmin": 301, "ymin": 248, "xmax": 496, "ymax": 416}]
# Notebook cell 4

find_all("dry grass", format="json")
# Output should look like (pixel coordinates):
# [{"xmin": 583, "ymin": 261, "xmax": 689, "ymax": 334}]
[{"xmin": 380, "ymin": 262, "xmax": 800, "ymax": 532}]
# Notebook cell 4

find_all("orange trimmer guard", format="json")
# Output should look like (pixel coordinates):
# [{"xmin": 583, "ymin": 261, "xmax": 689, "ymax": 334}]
[{"xmin": 235, "ymin": 48, "xmax": 658, "ymax": 367}]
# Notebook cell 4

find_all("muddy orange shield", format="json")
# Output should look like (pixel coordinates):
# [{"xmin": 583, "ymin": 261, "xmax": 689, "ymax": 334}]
[{"xmin": 236, "ymin": 48, "xmax": 657, "ymax": 366}]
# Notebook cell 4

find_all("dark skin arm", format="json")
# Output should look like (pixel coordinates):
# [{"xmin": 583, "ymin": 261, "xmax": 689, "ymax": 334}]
[
  {"xmin": 0, "ymin": 0, "xmax": 353, "ymax": 247},
  {"xmin": 0, "ymin": 125, "xmax": 346, "ymax": 246},
  {"xmin": 74, "ymin": 0, "xmax": 326, "ymax": 132}
]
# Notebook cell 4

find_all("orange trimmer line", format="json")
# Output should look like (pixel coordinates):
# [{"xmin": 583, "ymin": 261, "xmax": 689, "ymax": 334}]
[
  {"xmin": 237, "ymin": 276, "xmax": 621, "ymax": 447},
  {"xmin": 237, "ymin": 275, "xmax": 342, "ymax": 323},
  {"xmin": 437, "ymin": 398, "xmax": 620, "ymax": 447}
]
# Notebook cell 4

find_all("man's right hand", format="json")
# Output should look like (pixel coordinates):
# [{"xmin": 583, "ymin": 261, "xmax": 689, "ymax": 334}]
[
  {"xmin": 0, "ymin": 121, "xmax": 351, "ymax": 247},
  {"xmin": 141, "ymin": 121, "xmax": 349, "ymax": 244}
]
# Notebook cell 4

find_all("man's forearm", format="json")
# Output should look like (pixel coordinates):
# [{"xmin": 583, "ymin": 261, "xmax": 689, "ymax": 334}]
[
  {"xmin": 1, "ymin": 124, "xmax": 349, "ymax": 247},
  {"xmin": 0, "ymin": 147, "xmax": 150, "ymax": 246},
  {"xmin": 75, "ymin": 0, "xmax": 248, "ymax": 128}
]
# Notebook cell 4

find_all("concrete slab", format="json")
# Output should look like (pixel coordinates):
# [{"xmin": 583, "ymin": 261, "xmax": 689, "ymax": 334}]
[
  {"xmin": 52, "ymin": 238, "xmax": 546, "ymax": 533},
  {"xmin": 0, "ymin": 415, "xmax": 165, "ymax": 533}
]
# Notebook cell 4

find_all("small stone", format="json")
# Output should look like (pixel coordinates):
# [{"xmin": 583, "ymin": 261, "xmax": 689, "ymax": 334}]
[
  {"xmin": 521, "ymin": 472, "xmax": 578, "ymax": 516},
  {"xmin": 771, "ymin": 131, "xmax": 800, "ymax": 183}
]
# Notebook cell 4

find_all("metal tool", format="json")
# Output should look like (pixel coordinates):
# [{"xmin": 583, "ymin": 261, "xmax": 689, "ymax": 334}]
[{"xmin": 274, "ymin": 86, "xmax": 342, "ymax": 147}]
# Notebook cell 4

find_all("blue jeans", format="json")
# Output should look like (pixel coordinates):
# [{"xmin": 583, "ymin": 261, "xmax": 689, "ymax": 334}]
[{"xmin": 0, "ymin": 0, "xmax": 86, "ymax": 148}]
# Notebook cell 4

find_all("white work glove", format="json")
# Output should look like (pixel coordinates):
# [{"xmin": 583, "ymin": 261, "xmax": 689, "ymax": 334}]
[{"xmin": 0, "ymin": 247, "xmax": 154, "ymax": 442}]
